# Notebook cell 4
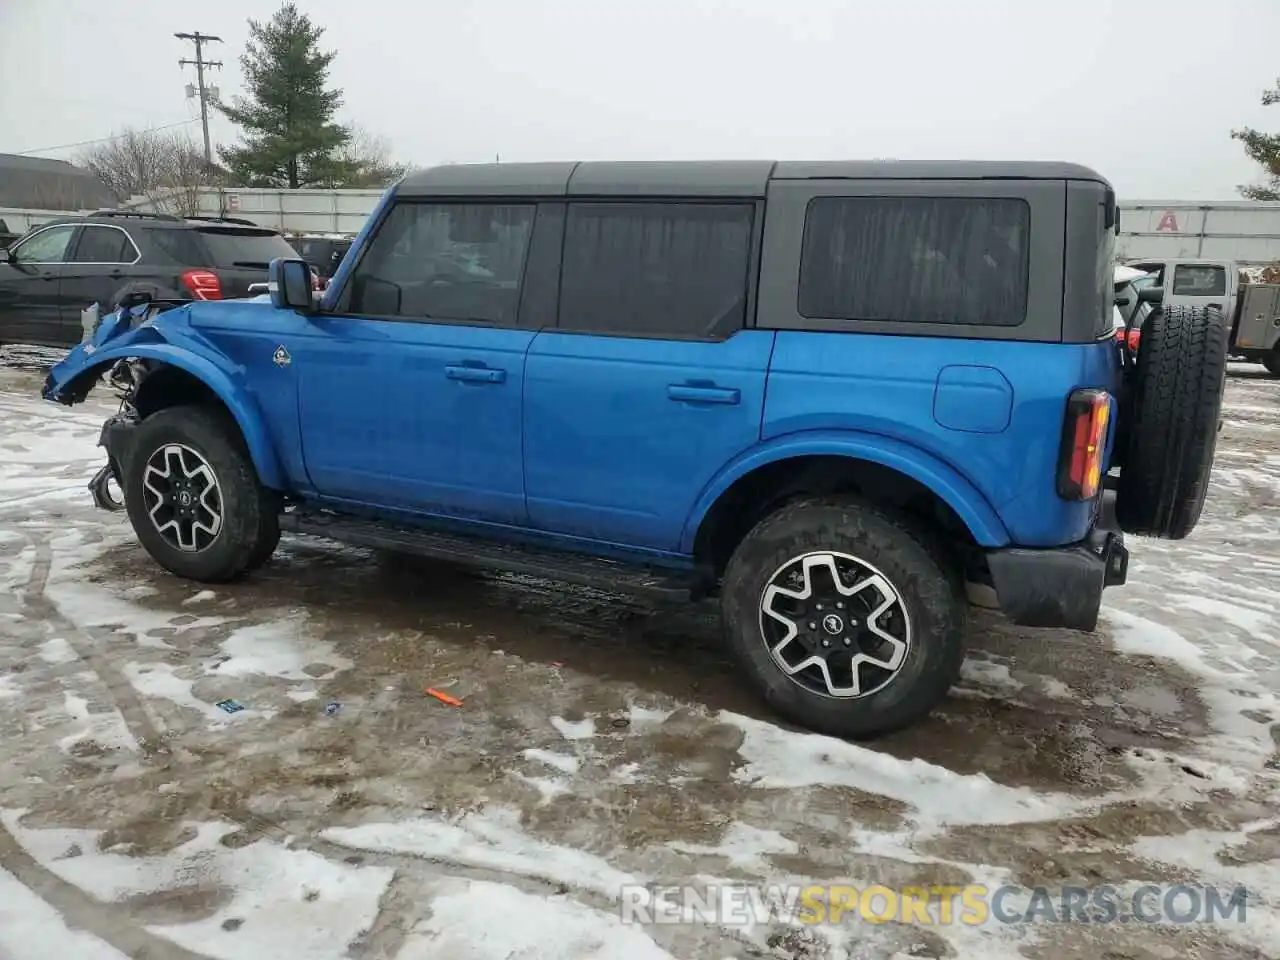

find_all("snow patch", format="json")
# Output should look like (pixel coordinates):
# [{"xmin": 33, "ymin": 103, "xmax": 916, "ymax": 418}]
[
  {"xmin": 551, "ymin": 716, "xmax": 596, "ymax": 741},
  {"xmin": 0, "ymin": 866, "xmax": 129, "ymax": 960},
  {"xmin": 322, "ymin": 808, "xmax": 638, "ymax": 898},
  {"xmin": 722, "ymin": 711, "xmax": 1090, "ymax": 829},
  {"xmin": 38, "ymin": 637, "xmax": 78, "ymax": 665},
  {"xmin": 1, "ymin": 812, "xmax": 393, "ymax": 960},
  {"xmin": 396, "ymin": 880, "xmax": 675, "ymax": 959},
  {"xmin": 123, "ymin": 663, "xmax": 268, "ymax": 725},
  {"xmin": 523, "ymin": 748, "xmax": 580, "ymax": 775},
  {"xmin": 213, "ymin": 618, "xmax": 351, "ymax": 681},
  {"xmin": 669, "ymin": 822, "xmax": 799, "ymax": 872}
]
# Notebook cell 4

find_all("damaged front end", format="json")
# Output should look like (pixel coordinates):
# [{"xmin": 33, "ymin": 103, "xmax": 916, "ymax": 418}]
[{"xmin": 42, "ymin": 297, "xmax": 184, "ymax": 514}]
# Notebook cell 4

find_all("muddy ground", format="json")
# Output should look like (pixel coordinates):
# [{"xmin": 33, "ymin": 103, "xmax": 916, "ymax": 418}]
[{"xmin": 0, "ymin": 349, "xmax": 1277, "ymax": 959}]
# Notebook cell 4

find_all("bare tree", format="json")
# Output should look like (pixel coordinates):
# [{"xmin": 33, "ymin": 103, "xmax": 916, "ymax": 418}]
[
  {"xmin": 328, "ymin": 123, "xmax": 410, "ymax": 188},
  {"xmin": 79, "ymin": 128, "xmax": 218, "ymax": 217}
]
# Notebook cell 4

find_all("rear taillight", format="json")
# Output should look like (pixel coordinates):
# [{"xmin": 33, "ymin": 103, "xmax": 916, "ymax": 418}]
[
  {"xmin": 181, "ymin": 269, "xmax": 222, "ymax": 301},
  {"xmin": 1057, "ymin": 389, "xmax": 1112, "ymax": 500},
  {"xmin": 1126, "ymin": 328, "xmax": 1141, "ymax": 352}
]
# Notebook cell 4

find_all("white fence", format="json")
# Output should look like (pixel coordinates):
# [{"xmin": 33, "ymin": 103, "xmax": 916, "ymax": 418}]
[
  {"xmin": 0, "ymin": 186, "xmax": 388, "ymax": 238},
  {"xmin": 0, "ymin": 207, "xmax": 76, "ymax": 233},
  {"xmin": 130, "ymin": 187, "xmax": 389, "ymax": 235},
  {"xmin": 1117, "ymin": 200, "xmax": 1280, "ymax": 266}
]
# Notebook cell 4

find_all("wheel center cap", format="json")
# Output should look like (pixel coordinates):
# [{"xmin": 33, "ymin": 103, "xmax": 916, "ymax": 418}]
[
  {"xmin": 821, "ymin": 613, "xmax": 844, "ymax": 635},
  {"xmin": 177, "ymin": 490, "xmax": 193, "ymax": 507}
]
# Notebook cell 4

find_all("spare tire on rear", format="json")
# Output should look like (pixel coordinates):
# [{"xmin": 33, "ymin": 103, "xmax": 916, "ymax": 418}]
[{"xmin": 1116, "ymin": 305, "xmax": 1228, "ymax": 539}]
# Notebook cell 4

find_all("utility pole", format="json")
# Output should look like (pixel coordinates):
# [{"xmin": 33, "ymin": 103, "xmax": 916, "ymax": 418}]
[{"xmin": 176, "ymin": 31, "xmax": 223, "ymax": 171}]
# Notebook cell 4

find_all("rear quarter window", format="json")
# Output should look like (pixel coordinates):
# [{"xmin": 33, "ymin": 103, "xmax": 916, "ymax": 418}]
[
  {"xmin": 798, "ymin": 196, "xmax": 1030, "ymax": 326},
  {"xmin": 197, "ymin": 229, "xmax": 300, "ymax": 268}
]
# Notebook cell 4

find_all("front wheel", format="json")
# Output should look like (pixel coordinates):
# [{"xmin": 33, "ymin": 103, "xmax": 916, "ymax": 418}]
[
  {"xmin": 122, "ymin": 405, "xmax": 278, "ymax": 582},
  {"xmin": 721, "ymin": 498, "xmax": 966, "ymax": 739}
]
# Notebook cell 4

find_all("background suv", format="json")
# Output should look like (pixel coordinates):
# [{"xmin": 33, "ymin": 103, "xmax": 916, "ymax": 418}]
[{"xmin": 0, "ymin": 210, "xmax": 300, "ymax": 348}]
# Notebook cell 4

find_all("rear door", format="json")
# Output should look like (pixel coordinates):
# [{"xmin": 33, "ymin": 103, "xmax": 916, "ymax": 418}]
[
  {"xmin": 0, "ymin": 223, "xmax": 78, "ymax": 347},
  {"xmin": 523, "ymin": 199, "xmax": 773, "ymax": 552},
  {"xmin": 59, "ymin": 224, "xmax": 144, "ymax": 342},
  {"xmin": 195, "ymin": 227, "xmax": 303, "ymax": 299}
]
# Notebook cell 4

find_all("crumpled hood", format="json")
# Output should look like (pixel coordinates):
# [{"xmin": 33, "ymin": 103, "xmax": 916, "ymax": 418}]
[{"xmin": 42, "ymin": 301, "xmax": 193, "ymax": 405}]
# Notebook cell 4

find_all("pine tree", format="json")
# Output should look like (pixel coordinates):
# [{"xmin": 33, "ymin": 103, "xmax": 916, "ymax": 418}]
[
  {"xmin": 1232, "ymin": 79, "xmax": 1280, "ymax": 201},
  {"xmin": 217, "ymin": 3, "xmax": 360, "ymax": 188}
]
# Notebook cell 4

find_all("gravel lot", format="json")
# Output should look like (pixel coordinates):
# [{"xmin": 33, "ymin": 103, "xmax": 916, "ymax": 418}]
[{"xmin": 0, "ymin": 350, "xmax": 1277, "ymax": 960}]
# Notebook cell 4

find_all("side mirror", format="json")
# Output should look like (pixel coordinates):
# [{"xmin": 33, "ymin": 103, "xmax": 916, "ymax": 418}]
[
  {"xmin": 0, "ymin": 248, "xmax": 12, "ymax": 264},
  {"xmin": 269, "ymin": 257, "xmax": 314, "ymax": 311}
]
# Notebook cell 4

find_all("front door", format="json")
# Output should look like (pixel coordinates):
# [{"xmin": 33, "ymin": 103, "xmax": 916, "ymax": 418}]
[
  {"xmin": 0, "ymin": 223, "xmax": 78, "ymax": 347},
  {"xmin": 523, "ymin": 200, "xmax": 772, "ymax": 552},
  {"xmin": 293, "ymin": 199, "xmax": 540, "ymax": 525}
]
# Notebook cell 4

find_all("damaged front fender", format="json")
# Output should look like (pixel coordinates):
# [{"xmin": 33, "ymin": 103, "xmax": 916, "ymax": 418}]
[{"xmin": 42, "ymin": 303, "xmax": 286, "ymax": 490}]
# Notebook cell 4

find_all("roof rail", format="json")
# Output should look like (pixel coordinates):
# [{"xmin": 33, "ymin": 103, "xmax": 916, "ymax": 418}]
[
  {"xmin": 186, "ymin": 215, "xmax": 262, "ymax": 227},
  {"xmin": 90, "ymin": 208, "xmax": 184, "ymax": 222}
]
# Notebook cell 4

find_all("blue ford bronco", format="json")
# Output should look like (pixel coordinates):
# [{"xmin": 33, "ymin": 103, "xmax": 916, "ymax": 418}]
[{"xmin": 41, "ymin": 161, "xmax": 1229, "ymax": 738}]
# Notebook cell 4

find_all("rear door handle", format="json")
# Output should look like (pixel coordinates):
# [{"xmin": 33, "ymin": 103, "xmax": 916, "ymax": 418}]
[
  {"xmin": 446, "ymin": 364, "xmax": 506, "ymax": 384},
  {"xmin": 667, "ymin": 384, "xmax": 740, "ymax": 405}
]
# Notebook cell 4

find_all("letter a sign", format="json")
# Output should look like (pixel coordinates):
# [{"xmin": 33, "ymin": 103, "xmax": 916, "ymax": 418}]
[{"xmin": 1156, "ymin": 210, "xmax": 1180, "ymax": 232}]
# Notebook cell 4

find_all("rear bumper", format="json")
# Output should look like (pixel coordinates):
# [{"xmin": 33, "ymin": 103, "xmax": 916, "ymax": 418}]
[{"xmin": 986, "ymin": 492, "xmax": 1128, "ymax": 632}]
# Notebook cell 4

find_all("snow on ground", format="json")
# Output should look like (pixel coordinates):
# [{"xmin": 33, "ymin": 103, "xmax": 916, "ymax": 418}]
[{"xmin": 0, "ymin": 359, "xmax": 1278, "ymax": 959}]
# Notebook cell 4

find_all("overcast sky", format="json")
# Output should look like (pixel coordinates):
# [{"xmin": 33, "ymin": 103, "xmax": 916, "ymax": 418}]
[{"xmin": 2, "ymin": 0, "xmax": 1278, "ymax": 200}]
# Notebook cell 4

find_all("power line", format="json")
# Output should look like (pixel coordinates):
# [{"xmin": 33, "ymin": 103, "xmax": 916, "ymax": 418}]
[
  {"xmin": 16, "ymin": 119, "xmax": 199, "ymax": 157},
  {"xmin": 176, "ymin": 31, "xmax": 224, "ymax": 171}
]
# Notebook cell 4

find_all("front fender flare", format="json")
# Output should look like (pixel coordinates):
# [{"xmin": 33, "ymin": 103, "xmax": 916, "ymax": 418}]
[
  {"xmin": 44, "ymin": 338, "xmax": 285, "ymax": 490},
  {"xmin": 679, "ymin": 430, "xmax": 1011, "ymax": 551}
]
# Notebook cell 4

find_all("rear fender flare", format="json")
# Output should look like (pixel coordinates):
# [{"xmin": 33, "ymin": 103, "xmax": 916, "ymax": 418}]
[
  {"xmin": 61, "ymin": 342, "xmax": 284, "ymax": 490},
  {"xmin": 680, "ymin": 430, "xmax": 1011, "ymax": 551}
]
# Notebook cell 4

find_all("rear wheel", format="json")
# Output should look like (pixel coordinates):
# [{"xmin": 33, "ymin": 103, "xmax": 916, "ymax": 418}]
[
  {"xmin": 1116, "ymin": 305, "xmax": 1229, "ymax": 539},
  {"xmin": 122, "ymin": 406, "xmax": 276, "ymax": 582},
  {"xmin": 721, "ymin": 498, "xmax": 965, "ymax": 739}
]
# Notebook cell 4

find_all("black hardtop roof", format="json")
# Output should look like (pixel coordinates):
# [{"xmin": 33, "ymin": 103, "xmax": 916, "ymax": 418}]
[{"xmin": 399, "ymin": 159, "xmax": 1111, "ymax": 198}]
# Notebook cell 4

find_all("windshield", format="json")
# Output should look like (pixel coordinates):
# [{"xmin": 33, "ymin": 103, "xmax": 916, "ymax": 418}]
[{"xmin": 197, "ymin": 229, "xmax": 298, "ymax": 268}]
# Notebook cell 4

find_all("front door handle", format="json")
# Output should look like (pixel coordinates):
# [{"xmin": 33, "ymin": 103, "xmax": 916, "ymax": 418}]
[
  {"xmin": 446, "ymin": 364, "xmax": 506, "ymax": 384},
  {"xmin": 667, "ymin": 383, "xmax": 740, "ymax": 405}
]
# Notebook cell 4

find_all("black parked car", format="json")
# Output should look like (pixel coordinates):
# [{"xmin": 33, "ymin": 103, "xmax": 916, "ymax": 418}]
[
  {"xmin": 0, "ymin": 210, "xmax": 301, "ymax": 348},
  {"xmin": 286, "ymin": 233, "xmax": 354, "ymax": 280}
]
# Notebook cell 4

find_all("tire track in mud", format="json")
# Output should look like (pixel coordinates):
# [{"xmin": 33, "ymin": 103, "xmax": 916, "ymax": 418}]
[
  {"xmin": 18, "ymin": 535, "xmax": 172, "ymax": 760},
  {"xmin": 0, "ymin": 819, "xmax": 214, "ymax": 960}
]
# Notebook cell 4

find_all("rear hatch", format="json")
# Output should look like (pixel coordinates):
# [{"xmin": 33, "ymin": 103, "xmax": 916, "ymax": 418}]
[{"xmin": 194, "ymin": 227, "xmax": 301, "ymax": 299}]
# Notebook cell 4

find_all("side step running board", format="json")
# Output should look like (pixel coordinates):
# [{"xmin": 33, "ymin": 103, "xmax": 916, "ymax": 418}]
[{"xmin": 279, "ymin": 511, "xmax": 697, "ymax": 602}]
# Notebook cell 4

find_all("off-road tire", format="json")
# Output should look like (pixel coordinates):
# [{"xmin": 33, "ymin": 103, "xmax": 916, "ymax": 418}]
[
  {"xmin": 1263, "ymin": 346, "xmax": 1280, "ymax": 377},
  {"xmin": 244, "ymin": 499, "xmax": 282, "ymax": 572},
  {"xmin": 721, "ymin": 497, "xmax": 966, "ymax": 740},
  {"xmin": 1116, "ymin": 305, "xmax": 1228, "ymax": 539},
  {"xmin": 123, "ymin": 405, "xmax": 276, "ymax": 582}
]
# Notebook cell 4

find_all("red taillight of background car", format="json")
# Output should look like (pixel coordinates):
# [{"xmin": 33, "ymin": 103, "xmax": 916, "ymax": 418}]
[
  {"xmin": 1114, "ymin": 326, "xmax": 1142, "ymax": 353},
  {"xmin": 181, "ymin": 269, "xmax": 222, "ymax": 301}
]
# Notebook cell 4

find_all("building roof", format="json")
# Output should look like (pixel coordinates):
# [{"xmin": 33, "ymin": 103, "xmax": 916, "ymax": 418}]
[
  {"xmin": 399, "ymin": 159, "xmax": 1111, "ymax": 198},
  {"xmin": 0, "ymin": 154, "xmax": 117, "ymax": 210}
]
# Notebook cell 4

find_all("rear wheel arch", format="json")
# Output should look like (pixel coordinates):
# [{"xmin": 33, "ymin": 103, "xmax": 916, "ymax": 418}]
[{"xmin": 690, "ymin": 446, "xmax": 1004, "ymax": 578}]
